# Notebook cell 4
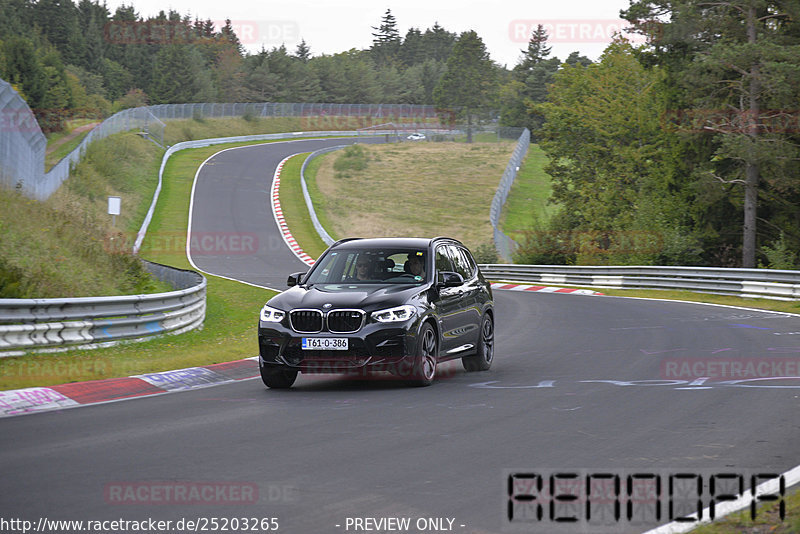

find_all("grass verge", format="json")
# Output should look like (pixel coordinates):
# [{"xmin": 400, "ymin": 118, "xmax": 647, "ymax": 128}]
[
  {"xmin": 279, "ymin": 153, "xmax": 329, "ymax": 259},
  {"xmin": 0, "ymin": 142, "xmax": 282, "ymax": 391},
  {"xmin": 692, "ymin": 484, "xmax": 800, "ymax": 533},
  {"xmin": 499, "ymin": 143, "xmax": 555, "ymax": 241},
  {"xmin": 1, "ymin": 133, "xmax": 169, "ymax": 298}
]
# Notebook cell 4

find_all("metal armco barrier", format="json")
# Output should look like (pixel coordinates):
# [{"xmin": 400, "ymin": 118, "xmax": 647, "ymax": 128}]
[
  {"xmin": 480, "ymin": 264, "xmax": 800, "ymax": 300},
  {"xmin": 300, "ymin": 145, "xmax": 346, "ymax": 247},
  {"xmin": 0, "ymin": 262, "xmax": 206, "ymax": 355}
]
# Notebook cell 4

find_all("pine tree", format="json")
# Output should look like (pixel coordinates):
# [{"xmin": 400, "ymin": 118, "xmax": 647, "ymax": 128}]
[
  {"xmin": 370, "ymin": 9, "xmax": 401, "ymax": 67},
  {"xmin": 294, "ymin": 39, "xmax": 311, "ymax": 62},
  {"xmin": 399, "ymin": 27, "xmax": 424, "ymax": 66},
  {"xmin": 150, "ymin": 45, "xmax": 197, "ymax": 103},
  {"xmin": 220, "ymin": 19, "xmax": 243, "ymax": 54},
  {"xmin": 422, "ymin": 23, "xmax": 456, "ymax": 62},
  {"xmin": 513, "ymin": 24, "xmax": 551, "ymax": 81}
]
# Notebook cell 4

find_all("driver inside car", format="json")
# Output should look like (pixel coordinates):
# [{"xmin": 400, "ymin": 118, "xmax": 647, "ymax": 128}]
[
  {"xmin": 350, "ymin": 257, "xmax": 374, "ymax": 281},
  {"xmin": 405, "ymin": 253, "xmax": 425, "ymax": 279}
]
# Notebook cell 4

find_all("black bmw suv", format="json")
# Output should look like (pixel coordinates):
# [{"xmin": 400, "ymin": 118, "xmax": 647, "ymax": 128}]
[{"xmin": 257, "ymin": 237, "xmax": 494, "ymax": 388}]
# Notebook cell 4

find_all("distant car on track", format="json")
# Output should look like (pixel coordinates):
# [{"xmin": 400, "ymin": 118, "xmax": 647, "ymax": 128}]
[
  {"xmin": 406, "ymin": 132, "xmax": 426, "ymax": 140},
  {"xmin": 257, "ymin": 237, "xmax": 494, "ymax": 388}
]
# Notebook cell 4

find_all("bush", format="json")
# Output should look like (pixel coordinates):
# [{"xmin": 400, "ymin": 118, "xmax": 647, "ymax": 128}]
[
  {"xmin": 472, "ymin": 242, "xmax": 499, "ymax": 264},
  {"xmin": 333, "ymin": 144, "xmax": 369, "ymax": 178},
  {"xmin": 760, "ymin": 233, "xmax": 798, "ymax": 270}
]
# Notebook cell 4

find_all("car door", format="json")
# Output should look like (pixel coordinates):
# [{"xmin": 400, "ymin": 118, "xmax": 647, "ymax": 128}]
[
  {"xmin": 431, "ymin": 244, "xmax": 463, "ymax": 355},
  {"xmin": 448, "ymin": 245, "xmax": 483, "ymax": 347}
]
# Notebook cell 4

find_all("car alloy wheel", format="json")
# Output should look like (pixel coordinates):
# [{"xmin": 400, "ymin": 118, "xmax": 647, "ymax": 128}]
[
  {"xmin": 463, "ymin": 313, "xmax": 494, "ymax": 372},
  {"xmin": 411, "ymin": 323, "xmax": 437, "ymax": 386}
]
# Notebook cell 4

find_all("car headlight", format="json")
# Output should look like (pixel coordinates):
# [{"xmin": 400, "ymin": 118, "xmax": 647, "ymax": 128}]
[
  {"xmin": 260, "ymin": 304, "xmax": 286, "ymax": 323},
  {"xmin": 371, "ymin": 304, "xmax": 416, "ymax": 323}
]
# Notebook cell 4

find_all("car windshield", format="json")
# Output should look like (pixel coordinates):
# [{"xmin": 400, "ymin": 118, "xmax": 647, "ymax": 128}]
[{"xmin": 305, "ymin": 248, "xmax": 428, "ymax": 285}]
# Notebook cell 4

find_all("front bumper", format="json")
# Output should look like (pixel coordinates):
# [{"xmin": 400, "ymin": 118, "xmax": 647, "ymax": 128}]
[{"xmin": 258, "ymin": 320, "xmax": 419, "ymax": 374}]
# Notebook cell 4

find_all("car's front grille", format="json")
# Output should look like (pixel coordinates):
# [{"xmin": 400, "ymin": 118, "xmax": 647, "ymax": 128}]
[
  {"xmin": 290, "ymin": 310, "xmax": 323, "ymax": 333},
  {"xmin": 327, "ymin": 310, "xmax": 365, "ymax": 333}
]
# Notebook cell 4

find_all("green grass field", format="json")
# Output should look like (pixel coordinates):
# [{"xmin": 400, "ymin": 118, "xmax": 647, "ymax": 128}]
[{"xmin": 499, "ymin": 143, "xmax": 556, "ymax": 240}]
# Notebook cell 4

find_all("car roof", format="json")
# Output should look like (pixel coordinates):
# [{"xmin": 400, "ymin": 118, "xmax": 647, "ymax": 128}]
[{"xmin": 330, "ymin": 237, "xmax": 462, "ymax": 250}]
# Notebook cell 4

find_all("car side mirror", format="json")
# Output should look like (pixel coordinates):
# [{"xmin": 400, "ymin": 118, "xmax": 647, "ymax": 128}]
[
  {"xmin": 287, "ymin": 272, "xmax": 307, "ymax": 287},
  {"xmin": 437, "ymin": 271, "xmax": 464, "ymax": 288}
]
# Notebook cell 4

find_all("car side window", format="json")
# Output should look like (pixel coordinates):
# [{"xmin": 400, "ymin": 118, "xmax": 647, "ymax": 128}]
[
  {"xmin": 456, "ymin": 246, "xmax": 477, "ymax": 279},
  {"xmin": 435, "ymin": 246, "xmax": 454, "ymax": 273},
  {"xmin": 447, "ymin": 245, "xmax": 473, "ymax": 280}
]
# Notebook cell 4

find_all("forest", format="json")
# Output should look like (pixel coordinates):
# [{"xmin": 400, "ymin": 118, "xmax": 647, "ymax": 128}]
[{"xmin": 0, "ymin": 0, "xmax": 798, "ymax": 269}]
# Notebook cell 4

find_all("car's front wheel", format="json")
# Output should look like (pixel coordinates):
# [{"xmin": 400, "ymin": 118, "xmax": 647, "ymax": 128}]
[
  {"xmin": 463, "ymin": 313, "xmax": 494, "ymax": 372},
  {"xmin": 260, "ymin": 364, "xmax": 298, "ymax": 389},
  {"xmin": 410, "ymin": 323, "xmax": 437, "ymax": 386}
]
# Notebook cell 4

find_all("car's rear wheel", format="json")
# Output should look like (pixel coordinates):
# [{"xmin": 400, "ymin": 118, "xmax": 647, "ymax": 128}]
[
  {"xmin": 260, "ymin": 364, "xmax": 298, "ymax": 389},
  {"xmin": 410, "ymin": 323, "xmax": 437, "ymax": 386},
  {"xmin": 463, "ymin": 313, "xmax": 494, "ymax": 372}
]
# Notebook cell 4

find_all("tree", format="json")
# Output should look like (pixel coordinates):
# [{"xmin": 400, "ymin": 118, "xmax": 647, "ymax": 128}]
[
  {"xmin": 219, "ymin": 18, "xmax": 243, "ymax": 54},
  {"xmin": 33, "ymin": 0, "xmax": 82, "ymax": 65},
  {"xmin": 513, "ymin": 24, "xmax": 551, "ymax": 81},
  {"xmin": 399, "ymin": 59, "xmax": 446, "ymax": 104},
  {"xmin": 1, "ymin": 36, "xmax": 47, "ymax": 108},
  {"xmin": 310, "ymin": 54, "xmax": 350, "ymax": 103},
  {"xmin": 433, "ymin": 30, "xmax": 498, "ymax": 142},
  {"xmin": 501, "ymin": 25, "xmax": 560, "ymax": 134},
  {"xmin": 422, "ymin": 23, "xmax": 456, "ymax": 62},
  {"xmin": 150, "ymin": 45, "xmax": 197, "ymax": 103},
  {"xmin": 399, "ymin": 27, "xmax": 424, "ymax": 66},
  {"xmin": 535, "ymin": 40, "xmax": 697, "ymax": 264},
  {"xmin": 623, "ymin": 0, "xmax": 800, "ymax": 267},
  {"xmin": 565, "ymin": 51, "xmax": 592, "ymax": 67},
  {"xmin": 370, "ymin": 9, "xmax": 401, "ymax": 67},
  {"xmin": 294, "ymin": 39, "xmax": 311, "ymax": 62}
]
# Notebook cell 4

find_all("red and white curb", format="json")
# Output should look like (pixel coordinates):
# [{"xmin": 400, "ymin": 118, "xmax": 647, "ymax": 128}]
[
  {"xmin": 0, "ymin": 358, "xmax": 261, "ymax": 418},
  {"xmin": 491, "ymin": 282, "xmax": 603, "ymax": 296},
  {"xmin": 271, "ymin": 156, "xmax": 316, "ymax": 266}
]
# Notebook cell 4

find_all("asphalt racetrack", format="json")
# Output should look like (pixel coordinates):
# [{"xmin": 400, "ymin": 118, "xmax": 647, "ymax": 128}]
[{"xmin": 1, "ymin": 138, "xmax": 799, "ymax": 533}]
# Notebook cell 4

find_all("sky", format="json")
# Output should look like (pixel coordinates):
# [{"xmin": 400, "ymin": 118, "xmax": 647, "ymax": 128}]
[{"xmin": 102, "ymin": 0, "xmax": 637, "ymax": 68}]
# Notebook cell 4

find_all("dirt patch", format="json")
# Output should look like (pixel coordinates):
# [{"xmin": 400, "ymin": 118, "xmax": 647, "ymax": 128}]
[{"xmin": 45, "ymin": 122, "xmax": 100, "ymax": 156}]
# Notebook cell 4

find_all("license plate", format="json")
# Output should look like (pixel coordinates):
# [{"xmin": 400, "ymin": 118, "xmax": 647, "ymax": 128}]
[{"xmin": 302, "ymin": 337, "xmax": 348, "ymax": 350}]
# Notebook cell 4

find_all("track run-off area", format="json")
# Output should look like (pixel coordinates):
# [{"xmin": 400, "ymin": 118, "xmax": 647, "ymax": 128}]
[{"xmin": 1, "ymin": 138, "xmax": 799, "ymax": 534}]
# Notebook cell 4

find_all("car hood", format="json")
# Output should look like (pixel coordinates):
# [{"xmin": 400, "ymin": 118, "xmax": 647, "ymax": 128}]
[{"xmin": 268, "ymin": 283, "xmax": 425, "ymax": 312}]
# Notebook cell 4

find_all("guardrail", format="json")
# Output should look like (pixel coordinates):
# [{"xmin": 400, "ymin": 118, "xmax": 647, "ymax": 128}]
[
  {"xmin": 300, "ymin": 145, "xmax": 345, "ymax": 247},
  {"xmin": 0, "ymin": 262, "xmax": 206, "ymax": 356},
  {"xmin": 480, "ymin": 264, "xmax": 800, "ymax": 300}
]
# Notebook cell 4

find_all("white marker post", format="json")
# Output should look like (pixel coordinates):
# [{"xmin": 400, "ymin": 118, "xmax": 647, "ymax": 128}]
[{"xmin": 108, "ymin": 196, "xmax": 121, "ymax": 227}]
